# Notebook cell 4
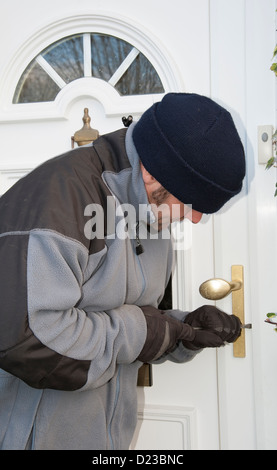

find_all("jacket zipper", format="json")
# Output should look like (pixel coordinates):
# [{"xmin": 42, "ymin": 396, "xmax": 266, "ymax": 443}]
[{"xmin": 108, "ymin": 223, "xmax": 145, "ymax": 448}]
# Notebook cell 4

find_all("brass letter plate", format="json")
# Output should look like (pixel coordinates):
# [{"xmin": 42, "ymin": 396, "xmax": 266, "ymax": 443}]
[{"xmin": 232, "ymin": 265, "xmax": 245, "ymax": 358}]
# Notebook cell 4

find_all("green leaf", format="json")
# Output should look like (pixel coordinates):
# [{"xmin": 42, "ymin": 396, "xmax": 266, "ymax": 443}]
[
  {"xmin": 273, "ymin": 45, "xmax": 277, "ymax": 59},
  {"xmin": 265, "ymin": 157, "xmax": 275, "ymax": 169},
  {"xmin": 270, "ymin": 63, "xmax": 277, "ymax": 76},
  {"xmin": 274, "ymin": 184, "xmax": 277, "ymax": 197},
  {"xmin": 267, "ymin": 313, "xmax": 277, "ymax": 318}
]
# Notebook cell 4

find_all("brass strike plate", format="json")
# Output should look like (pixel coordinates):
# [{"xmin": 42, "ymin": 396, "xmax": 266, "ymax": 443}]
[
  {"xmin": 137, "ymin": 363, "xmax": 153, "ymax": 387},
  {"xmin": 232, "ymin": 265, "xmax": 245, "ymax": 358}
]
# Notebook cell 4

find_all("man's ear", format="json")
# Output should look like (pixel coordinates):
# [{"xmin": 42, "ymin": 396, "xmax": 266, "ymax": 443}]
[{"xmin": 140, "ymin": 162, "xmax": 162, "ymax": 201}]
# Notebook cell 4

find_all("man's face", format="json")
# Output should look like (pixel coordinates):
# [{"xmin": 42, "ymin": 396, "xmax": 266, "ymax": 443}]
[
  {"xmin": 140, "ymin": 162, "xmax": 203, "ymax": 230},
  {"xmin": 148, "ymin": 186, "xmax": 203, "ymax": 231}
]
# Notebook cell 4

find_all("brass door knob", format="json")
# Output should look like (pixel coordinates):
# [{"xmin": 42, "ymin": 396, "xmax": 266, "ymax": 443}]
[{"xmin": 199, "ymin": 278, "xmax": 242, "ymax": 300}]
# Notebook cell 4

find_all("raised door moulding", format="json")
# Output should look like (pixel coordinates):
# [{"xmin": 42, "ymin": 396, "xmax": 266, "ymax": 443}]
[
  {"xmin": 130, "ymin": 404, "xmax": 197, "ymax": 451},
  {"xmin": 0, "ymin": 168, "xmax": 32, "ymax": 196}
]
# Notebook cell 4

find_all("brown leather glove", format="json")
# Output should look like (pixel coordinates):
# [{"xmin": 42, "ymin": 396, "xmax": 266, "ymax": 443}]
[
  {"xmin": 138, "ymin": 306, "xmax": 196, "ymax": 362},
  {"xmin": 183, "ymin": 305, "xmax": 241, "ymax": 350}
]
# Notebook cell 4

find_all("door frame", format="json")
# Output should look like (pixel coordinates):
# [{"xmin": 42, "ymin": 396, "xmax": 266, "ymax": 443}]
[{"xmin": 243, "ymin": 0, "xmax": 277, "ymax": 450}]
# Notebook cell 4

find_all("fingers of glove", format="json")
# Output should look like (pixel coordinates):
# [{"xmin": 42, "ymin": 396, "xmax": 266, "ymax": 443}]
[
  {"xmin": 222, "ymin": 314, "xmax": 241, "ymax": 342},
  {"xmin": 184, "ymin": 305, "xmax": 223, "ymax": 330},
  {"xmin": 184, "ymin": 306, "xmax": 241, "ymax": 343},
  {"xmin": 183, "ymin": 329, "xmax": 224, "ymax": 351},
  {"xmin": 210, "ymin": 310, "xmax": 241, "ymax": 342},
  {"xmin": 195, "ymin": 329, "xmax": 225, "ymax": 348}
]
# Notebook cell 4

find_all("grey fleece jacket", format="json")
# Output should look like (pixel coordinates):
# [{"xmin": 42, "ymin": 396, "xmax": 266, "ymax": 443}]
[{"xmin": 0, "ymin": 124, "xmax": 198, "ymax": 450}]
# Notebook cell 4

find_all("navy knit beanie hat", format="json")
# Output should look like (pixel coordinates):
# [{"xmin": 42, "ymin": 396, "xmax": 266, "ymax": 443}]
[{"xmin": 132, "ymin": 93, "xmax": 245, "ymax": 214}]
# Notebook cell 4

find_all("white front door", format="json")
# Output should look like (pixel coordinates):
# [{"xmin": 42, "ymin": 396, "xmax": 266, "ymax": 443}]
[{"xmin": 0, "ymin": 0, "xmax": 276, "ymax": 451}]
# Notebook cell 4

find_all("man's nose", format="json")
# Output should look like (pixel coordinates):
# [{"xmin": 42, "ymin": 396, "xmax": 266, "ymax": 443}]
[{"xmin": 186, "ymin": 209, "xmax": 203, "ymax": 224}]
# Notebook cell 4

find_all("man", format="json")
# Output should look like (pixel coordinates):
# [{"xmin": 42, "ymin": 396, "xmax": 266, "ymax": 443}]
[{"xmin": 0, "ymin": 93, "xmax": 245, "ymax": 450}]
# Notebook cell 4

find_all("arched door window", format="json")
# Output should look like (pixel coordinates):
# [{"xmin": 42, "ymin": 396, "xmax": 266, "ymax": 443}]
[{"xmin": 13, "ymin": 33, "xmax": 164, "ymax": 104}]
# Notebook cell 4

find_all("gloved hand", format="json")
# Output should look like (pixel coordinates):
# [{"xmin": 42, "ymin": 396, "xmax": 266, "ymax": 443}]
[
  {"xmin": 183, "ymin": 305, "xmax": 241, "ymax": 350},
  {"xmin": 137, "ymin": 306, "xmax": 228, "ymax": 362},
  {"xmin": 138, "ymin": 306, "xmax": 196, "ymax": 362}
]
